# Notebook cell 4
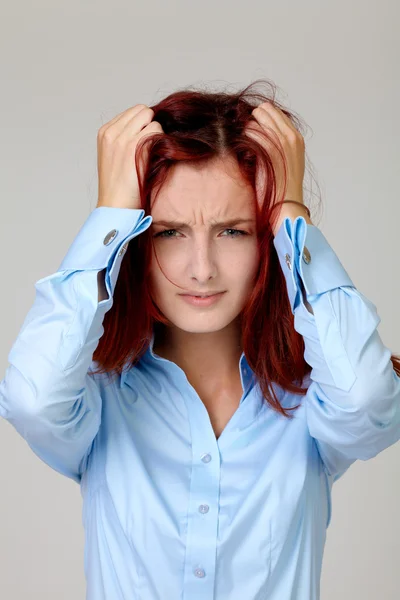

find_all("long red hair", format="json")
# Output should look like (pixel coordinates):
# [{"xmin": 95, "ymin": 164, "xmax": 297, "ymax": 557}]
[{"xmin": 90, "ymin": 78, "xmax": 400, "ymax": 419}]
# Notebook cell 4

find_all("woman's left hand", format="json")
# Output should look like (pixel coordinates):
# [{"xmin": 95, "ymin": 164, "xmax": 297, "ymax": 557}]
[{"xmin": 245, "ymin": 101, "xmax": 306, "ymax": 215}]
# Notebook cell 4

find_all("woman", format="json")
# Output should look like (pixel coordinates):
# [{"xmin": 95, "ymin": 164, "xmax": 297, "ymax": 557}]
[{"xmin": 1, "ymin": 80, "xmax": 400, "ymax": 600}]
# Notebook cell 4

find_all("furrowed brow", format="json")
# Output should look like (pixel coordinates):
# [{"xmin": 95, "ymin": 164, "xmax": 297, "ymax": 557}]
[{"xmin": 152, "ymin": 218, "xmax": 255, "ymax": 228}]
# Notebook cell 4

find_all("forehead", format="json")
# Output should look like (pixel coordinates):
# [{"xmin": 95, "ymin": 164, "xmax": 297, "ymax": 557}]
[{"xmin": 150, "ymin": 157, "xmax": 255, "ymax": 219}]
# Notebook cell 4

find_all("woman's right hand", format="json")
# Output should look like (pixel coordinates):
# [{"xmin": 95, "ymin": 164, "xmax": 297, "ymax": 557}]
[{"xmin": 96, "ymin": 104, "xmax": 163, "ymax": 209}]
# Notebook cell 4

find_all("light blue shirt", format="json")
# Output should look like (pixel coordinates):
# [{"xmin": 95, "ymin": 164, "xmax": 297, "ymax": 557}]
[{"xmin": 1, "ymin": 207, "xmax": 400, "ymax": 600}]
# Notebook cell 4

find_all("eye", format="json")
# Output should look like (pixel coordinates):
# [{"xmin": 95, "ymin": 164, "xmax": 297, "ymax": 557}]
[
  {"xmin": 154, "ymin": 229, "xmax": 180, "ymax": 238},
  {"xmin": 222, "ymin": 228, "xmax": 248, "ymax": 237}
]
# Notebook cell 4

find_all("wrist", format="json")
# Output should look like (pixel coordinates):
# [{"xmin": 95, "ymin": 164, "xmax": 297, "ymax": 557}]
[{"xmin": 272, "ymin": 205, "xmax": 313, "ymax": 237}]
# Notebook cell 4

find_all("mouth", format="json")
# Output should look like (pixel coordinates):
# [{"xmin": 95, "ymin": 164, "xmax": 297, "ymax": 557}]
[
  {"xmin": 179, "ymin": 292, "xmax": 225, "ymax": 298},
  {"xmin": 179, "ymin": 291, "xmax": 226, "ymax": 306}
]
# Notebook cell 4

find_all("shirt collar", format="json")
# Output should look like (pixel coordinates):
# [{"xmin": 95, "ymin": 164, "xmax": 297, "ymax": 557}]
[{"xmin": 120, "ymin": 329, "xmax": 255, "ymax": 395}]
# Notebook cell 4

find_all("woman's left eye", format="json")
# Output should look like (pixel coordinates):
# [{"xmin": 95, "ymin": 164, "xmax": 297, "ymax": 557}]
[
  {"xmin": 223, "ymin": 228, "xmax": 247, "ymax": 237},
  {"xmin": 154, "ymin": 228, "xmax": 247, "ymax": 238}
]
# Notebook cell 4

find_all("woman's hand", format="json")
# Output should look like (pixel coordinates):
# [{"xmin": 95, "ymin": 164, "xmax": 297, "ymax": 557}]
[
  {"xmin": 96, "ymin": 104, "xmax": 164, "ymax": 209},
  {"xmin": 245, "ymin": 101, "xmax": 306, "ymax": 224}
]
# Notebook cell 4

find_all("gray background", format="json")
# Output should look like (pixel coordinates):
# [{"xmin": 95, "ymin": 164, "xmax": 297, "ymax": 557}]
[{"xmin": 0, "ymin": 1, "xmax": 399, "ymax": 598}]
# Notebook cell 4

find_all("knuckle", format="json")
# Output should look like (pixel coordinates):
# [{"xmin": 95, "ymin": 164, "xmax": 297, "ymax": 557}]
[
  {"xmin": 137, "ymin": 104, "xmax": 154, "ymax": 115},
  {"xmin": 147, "ymin": 121, "xmax": 163, "ymax": 131},
  {"xmin": 286, "ymin": 130, "xmax": 300, "ymax": 144},
  {"xmin": 102, "ymin": 129, "xmax": 115, "ymax": 145},
  {"xmin": 113, "ymin": 135, "xmax": 126, "ymax": 149}
]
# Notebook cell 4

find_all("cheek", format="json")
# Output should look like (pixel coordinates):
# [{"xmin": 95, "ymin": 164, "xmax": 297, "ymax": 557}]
[
  {"xmin": 149, "ymin": 244, "xmax": 186, "ymax": 280},
  {"xmin": 229, "ymin": 246, "xmax": 260, "ymax": 281}
]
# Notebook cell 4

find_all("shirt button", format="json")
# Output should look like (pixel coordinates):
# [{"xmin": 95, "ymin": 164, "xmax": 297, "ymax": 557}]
[
  {"xmin": 285, "ymin": 253, "xmax": 292, "ymax": 270},
  {"xmin": 194, "ymin": 568, "xmax": 206, "ymax": 578},
  {"xmin": 201, "ymin": 453, "xmax": 212, "ymax": 463},
  {"xmin": 199, "ymin": 504, "xmax": 209, "ymax": 514}
]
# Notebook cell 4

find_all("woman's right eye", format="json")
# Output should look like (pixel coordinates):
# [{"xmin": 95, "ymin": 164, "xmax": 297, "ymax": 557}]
[{"xmin": 154, "ymin": 229, "xmax": 178, "ymax": 238}]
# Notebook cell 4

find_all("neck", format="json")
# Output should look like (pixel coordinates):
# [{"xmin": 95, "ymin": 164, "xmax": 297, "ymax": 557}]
[{"xmin": 152, "ymin": 321, "xmax": 244, "ymax": 383}]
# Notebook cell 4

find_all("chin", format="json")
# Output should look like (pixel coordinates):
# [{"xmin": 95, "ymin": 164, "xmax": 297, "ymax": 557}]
[{"xmin": 164, "ymin": 308, "xmax": 241, "ymax": 334}]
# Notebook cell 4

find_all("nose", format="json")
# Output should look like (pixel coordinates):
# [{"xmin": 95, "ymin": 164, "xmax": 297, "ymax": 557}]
[{"xmin": 188, "ymin": 238, "xmax": 217, "ymax": 284}]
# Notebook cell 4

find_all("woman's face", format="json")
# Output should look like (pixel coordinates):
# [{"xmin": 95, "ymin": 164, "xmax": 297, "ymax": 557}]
[{"xmin": 148, "ymin": 157, "xmax": 260, "ymax": 334}]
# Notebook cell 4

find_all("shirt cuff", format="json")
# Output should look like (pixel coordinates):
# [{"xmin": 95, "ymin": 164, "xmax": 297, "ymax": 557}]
[
  {"xmin": 273, "ymin": 215, "xmax": 355, "ymax": 313},
  {"xmin": 57, "ymin": 206, "xmax": 153, "ymax": 298}
]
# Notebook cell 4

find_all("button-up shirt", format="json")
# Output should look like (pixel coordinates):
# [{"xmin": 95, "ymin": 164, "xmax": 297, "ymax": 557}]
[{"xmin": 1, "ymin": 207, "xmax": 400, "ymax": 600}]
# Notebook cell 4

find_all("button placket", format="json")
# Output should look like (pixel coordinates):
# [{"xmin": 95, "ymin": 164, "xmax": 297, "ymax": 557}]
[
  {"xmin": 181, "ymin": 393, "xmax": 220, "ymax": 595},
  {"xmin": 189, "ymin": 452, "xmax": 212, "ymax": 580}
]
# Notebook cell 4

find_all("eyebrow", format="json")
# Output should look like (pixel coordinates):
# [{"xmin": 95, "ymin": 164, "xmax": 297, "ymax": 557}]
[{"xmin": 151, "ymin": 218, "xmax": 255, "ymax": 229}]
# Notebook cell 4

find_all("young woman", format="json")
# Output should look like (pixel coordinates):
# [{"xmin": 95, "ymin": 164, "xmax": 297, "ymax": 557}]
[{"xmin": 1, "ymin": 80, "xmax": 400, "ymax": 600}]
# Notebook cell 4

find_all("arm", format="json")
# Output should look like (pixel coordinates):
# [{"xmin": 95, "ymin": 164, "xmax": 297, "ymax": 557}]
[
  {"xmin": 273, "ymin": 211, "xmax": 400, "ymax": 482},
  {"xmin": 0, "ymin": 207, "xmax": 152, "ymax": 483}
]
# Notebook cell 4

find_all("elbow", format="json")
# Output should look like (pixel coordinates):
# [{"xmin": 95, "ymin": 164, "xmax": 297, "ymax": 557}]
[{"xmin": 350, "ymin": 368, "xmax": 400, "ymax": 430}]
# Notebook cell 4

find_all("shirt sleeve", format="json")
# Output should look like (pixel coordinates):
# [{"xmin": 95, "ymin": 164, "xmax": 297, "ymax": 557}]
[
  {"xmin": 0, "ymin": 207, "xmax": 153, "ymax": 484},
  {"xmin": 273, "ymin": 215, "xmax": 400, "ymax": 482}
]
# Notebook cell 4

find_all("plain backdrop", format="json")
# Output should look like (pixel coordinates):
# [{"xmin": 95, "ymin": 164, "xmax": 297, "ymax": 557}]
[{"xmin": 0, "ymin": 1, "xmax": 399, "ymax": 598}]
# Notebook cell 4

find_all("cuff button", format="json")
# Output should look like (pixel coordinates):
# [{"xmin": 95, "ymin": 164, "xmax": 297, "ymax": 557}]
[
  {"xmin": 118, "ymin": 241, "xmax": 129, "ymax": 257},
  {"xmin": 103, "ymin": 229, "xmax": 118, "ymax": 245},
  {"xmin": 302, "ymin": 246, "xmax": 311, "ymax": 264}
]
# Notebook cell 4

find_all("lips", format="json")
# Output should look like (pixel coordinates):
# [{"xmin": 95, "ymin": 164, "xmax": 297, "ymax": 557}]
[
  {"xmin": 179, "ymin": 291, "xmax": 226, "ymax": 306},
  {"xmin": 180, "ymin": 293, "xmax": 223, "ymax": 298}
]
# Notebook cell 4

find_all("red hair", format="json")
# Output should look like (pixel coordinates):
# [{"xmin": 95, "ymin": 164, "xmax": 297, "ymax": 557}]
[{"xmin": 90, "ymin": 79, "xmax": 400, "ymax": 419}]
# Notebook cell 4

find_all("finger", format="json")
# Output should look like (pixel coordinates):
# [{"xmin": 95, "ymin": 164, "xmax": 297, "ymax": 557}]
[
  {"xmin": 99, "ymin": 105, "xmax": 152, "ymax": 139},
  {"xmin": 101, "ymin": 104, "xmax": 148, "ymax": 129},
  {"xmin": 253, "ymin": 103, "xmax": 284, "ymax": 135},
  {"xmin": 250, "ymin": 108, "xmax": 285, "ymax": 150},
  {"xmin": 116, "ymin": 109, "xmax": 160, "ymax": 144},
  {"xmin": 128, "ymin": 121, "xmax": 164, "ymax": 180},
  {"xmin": 258, "ymin": 102, "xmax": 299, "ymax": 138}
]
